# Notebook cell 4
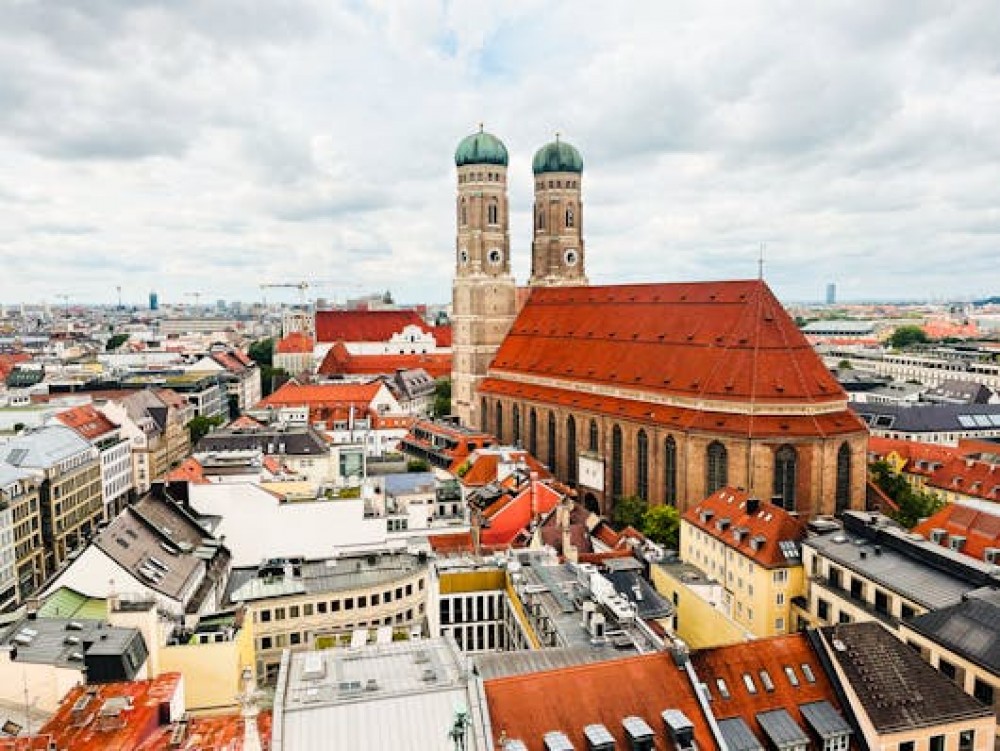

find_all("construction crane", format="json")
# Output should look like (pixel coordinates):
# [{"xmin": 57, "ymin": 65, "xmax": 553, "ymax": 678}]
[
  {"xmin": 55, "ymin": 294, "xmax": 70, "ymax": 319},
  {"xmin": 260, "ymin": 281, "xmax": 309, "ymax": 305},
  {"xmin": 185, "ymin": 292, "xmax": 202, "ymax": 309}
]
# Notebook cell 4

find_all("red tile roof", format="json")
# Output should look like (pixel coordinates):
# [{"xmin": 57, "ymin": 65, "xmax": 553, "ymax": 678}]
[
  {"xmin": 18, "ymin": 673, "xmax": 184, "ymax": 751},
  {"xmin": 427, "ymin": 531, "xmax": 476, "ymax": 554},
  {"xmin": 134, "ymin": 713, "xmax": 271, "ymax": 751},
  {"xmin": 684, "ymin": 487, "xmax": 806, "ymax": 568},
  {"xmin": 457, "ymin": 449, "xmax": 551, "ymax": 487},
  {"xmin": 867, "ymin": 437, "xmax": 957, "ymax": 477},
  {"xmin": 0, "ymin": 352, "xmax": 30, "ymax": 380},
  {"xmin": 315, "ymin": 309, "xmax": 438, "ymax": 343},
  {"xmin": 165, "ymin": 457, "xmax": 209, "ymax": 484},
  {"xmin": 484, "ymin": 653, "xmax": 714, "ymax": 751},
  {"xmin": 432, "ymin": 325, "xmax": 452, "ymax": 347},
  {"xmin": 914, "ymin": 502, "xmax": 1000, "ymax": 561},
  {"xmin": 480, "ymin": 480, "xmax": 564, "ymax": 547},
  {"xmin": 487, "ymin": 281, "xmax": 850, "ymax": 407},
  {"xmin": 275, "ymin": 331, "xmax": 315, "ymax": 354},
  {"xmin": 926, "ymin": 454, "xmax": 1000, "ymax": 502},
  {"xmin": 692, "ymin": 633, "xmax": 855, "ymax": 749},
  {"xmin": 318, "ymin": 341, "xmax": 451, "ymax": 379},
  {"xmin": 260, "ymin": 380, "xmax": 382, "ymax": 408},
  {"xmin": 481, "ymin": 378, "xmax": 864, "ymax": 439},
  {"xmin": 54, "ymin": 404, "xmax": 119, "ymax": 440}
]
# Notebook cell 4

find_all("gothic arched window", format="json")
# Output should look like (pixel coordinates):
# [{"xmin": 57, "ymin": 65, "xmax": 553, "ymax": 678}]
[
  {"xmin": 495, "ymin": 402, "xmax": 504, "ymax": 442},
  {"xmin": 460, "ymin": 199, "xmax": 467, "ymax": 226},
  {"xmin": 706, "ymin": 441, "xmax": 728, "ymax": 495},
  {"xmin": 773, "ymin": 445, "xmax": 798, "ymax": 510},
  {"xmin": 612, "ymin": 425, "xmax": 624, "ymax": 500},
  {"xmin": 547, "ymin": 412, "xmax": 557, "ymax": 472},
  {"xmin": 480, "ymin": 397, "xmax": 488, "ymax": 432},
  {"xmin": 565, "ymin": 205, "xmax": 575, "ymax": 228},
  {"xmin": 528, "ymin": 409, "xmax": 537, "ymax": 455},
  {"xmin": 537, "ymin": 209, "xmax": 545, "ymax": 230},
  {"xmin": 636, "ymin": 429, "xmax": 649, "ymax": 501},
  {"xmin": 665, "ymin": 435, "xmax": 677, "ymax": 506},
  {"xmin": 836, "ymin": 442, "xmax": 852, "ymax": 514},
  {"xmin": 566, "ymin": 415, "xmax": 577, "ymax": 485},
  {"xmin": 589, "ymin": 420, "xmax": 599, "ymax": 452},
  {"xmin": 487, "ymin": 201, "xmax": 498, "ymax": 225},
  {"xmin": 512, "ymin": 405, "xmax": 521, "ymax": 446}
]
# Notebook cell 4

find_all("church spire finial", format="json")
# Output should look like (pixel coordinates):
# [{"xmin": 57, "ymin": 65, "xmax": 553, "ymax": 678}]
[
  {"xmin": 758, "ymin": 243, "xmax": 765, "ymax": 280},
  {"xmin": 478, "ymin": 121, "xmax": 484, "ymax": 133}
]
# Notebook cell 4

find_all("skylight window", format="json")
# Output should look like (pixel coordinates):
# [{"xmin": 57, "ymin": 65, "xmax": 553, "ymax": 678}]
[
  {"xmin": 759, "ymin": 670, "xmax": 775, "ymax": 692},
  {"xmin": 716, "ymin": 678, "xmax": 731, "ymax": 700},
  {"xmin": 801, "ymin": 664, "xmax": 817, "ymax": 683},
  {"xmin": 742, "ymin": 673, "xmax": 758, "ymax": 694},
  {"xmin": 784, "ymin": 666, "xmax": 800, "ymax": 686}
]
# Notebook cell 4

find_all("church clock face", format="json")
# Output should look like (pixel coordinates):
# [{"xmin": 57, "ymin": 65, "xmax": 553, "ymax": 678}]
[
  {"xmin": 564, "ymin": 248, "xmax": 579, "ymax": 266},
  {"xmin": 488, "ymin": 248, "xmax": 503, "ymax": 266}
]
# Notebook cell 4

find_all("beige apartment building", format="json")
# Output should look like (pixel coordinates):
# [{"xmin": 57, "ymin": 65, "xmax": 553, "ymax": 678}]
[
  {"xmin": 0, "ymin": 466, "xmax": 44, "ymax": 603},
  {"xmin": 224, "ymin": 552, "xmax": 430, "ymax": 684}
]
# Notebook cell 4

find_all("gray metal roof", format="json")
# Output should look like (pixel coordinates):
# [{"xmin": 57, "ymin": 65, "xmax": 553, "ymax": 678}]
[
  {"xmin": 0, "ymin": 617, "xmax": 139, "ymax": 668},
  {"xmin": 2, "ymin": 424, "xmax": 93, "ymax": 468},
  {"xmin": 383, "ymin": 472, "xmax": 436, "ymax": 496},
  {"xmin": 906, "ymin": 592, "xmax": 1000, "ymax": 674},
  {"xmin": 755, "ymin": 709, "xmax": 809, "ymax": 749},
  {"xmin": 853, "ymin": 403, "xmax": 1000, "ymax": 433},
  {"xmin": 804, "ymin": 529, "xmax": 979, "ymax": 610},
  {"xmin": 197, "ymin": 425, "xmax": 330, "ymax": 456},
  {"xmin": 717, "ymin": 717, "xmax": 765, "ymax": 751},
  {"xmin": 604, "ymin": 570, "xmax": 673, "ymax": 620},
  {"xmin": 799, "ymin": 700, "xmax": 852, "ymax": 740},
  {"xmin": 225, "ymin": 553, "xmax": 426, "ymax": 605}
]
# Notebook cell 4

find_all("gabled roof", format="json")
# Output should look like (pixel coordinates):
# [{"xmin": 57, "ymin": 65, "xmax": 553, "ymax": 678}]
[
  {"xmin": 315, "ymin": 309, "xmax": 437, "ymax": 343},
  {"xmin": 260, "ymin": 380, "xmax": 383, "ymax": 408},
  {"xmin": 926, "ymin": 455, "xmax": 1000, "ymax": 501},
  {"xmin": 275, "ymin": 331, "xmax": 314, "ymax": 354},
  {"xmin": 165, "ymin": 457, "xmax": 209, "ymax": 485},
  {"xmin": 484, "ymin": 653, "xmax": 714, "ymax": 751},
  {"xmin": 867, "ymin": 437, "xmax": 957, "ymax": 477},
  {"xmin": 913, "ymin": 501, "xmax": 1000, "ymax": 561},
  {"xmin": 54, "ymin": 404, "xmax": 119, "ymax": 441},
  {"xmin": 486, "ymin": 280, "xmax": 850, "ymax": 407},
  {"xmin": 684, "ymin": 488, "xmax": 806, "ymax": 568},
  {"xmin": 480, "ymin": 479, "xmax": 564, "ymax": 547},
  {"xmin": 2, "ymin": 424, "xmax": 94, "ymax": 468},
  {"xmin": 693, "ymin": 634, "xmax": 853, "ymax": 750},
  {"xmin": 457, "ymin": 448, "xmax": 551, "ymax": 487}
]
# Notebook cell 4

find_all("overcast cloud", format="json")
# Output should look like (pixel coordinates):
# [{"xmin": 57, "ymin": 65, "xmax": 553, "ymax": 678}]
[{"xmin": 1, "ymin": 0, "xmax": 999, "ymax": 306}]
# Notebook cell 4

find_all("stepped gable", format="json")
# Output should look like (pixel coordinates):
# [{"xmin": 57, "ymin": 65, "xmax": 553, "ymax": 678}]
[{"xmin": 486, "ymin": 279, "xmax": 848, "ymax": 407}]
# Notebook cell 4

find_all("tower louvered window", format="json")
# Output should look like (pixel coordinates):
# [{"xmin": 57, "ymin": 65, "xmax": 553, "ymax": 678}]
[
  {"xmin": 480, "ymin": 397, "xmax": 488, "ymax": 432},
  {"xmin": 589, "ymin": 420, "xmax": 599, "ymax": 452},
  {"xmin": 495, "ymin": 403, "xmax": 503, "ymax": 442},
  {"xmin": 512, "ymin": 405, "xmax": 521, "ymax": 446}
]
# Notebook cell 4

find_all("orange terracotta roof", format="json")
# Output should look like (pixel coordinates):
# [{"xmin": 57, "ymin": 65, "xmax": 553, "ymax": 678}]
[
  {"xmin": 692, "ymin": 633, "xmax": 856, "ymax": 749},
  {"xmin": 488, "ymin": 281, "xmax": 849, "ymax": 407},
  {"xmin": 481, "ymin": 480, "xmax": 564, "ymax": 547},
  {"xmin": 684, "ymin": 487, "xmax": 806, "ymax": 568},
  {"xmin": 484, "ymin": 652, "xmax": 714, "ymax": 751},
  {"xmin": 315, "ymin": 309, "xmax": 435, "ymax": 343},
  {"xmin": 275, "ymin": 331, "xmax": 315, "ymax": 354},
  {"xmin": 427, "ymin": 531, "xmax": 476, "ymax": 554},
  {"xmin": 260, "ymin": 380, "xmax": 381, "ymax": 407},
  {"xmin": 480, "ymin": 378, "xmax": 865, "ymax": 439},
  {"xmin": 165, "ymin": 457, "xmax": 209, "ymax": 484},
  {"xmin": 54, "ymin": 404, "xmax": 119, "ymax": 440},
  {"xmin": 317, "ymin": 341, "xmax": 451, "ymax": 379},
  {"xmin": 867, "ymin": 437, "xmax": 958, "ymax": 477},
  {"xmin": 24, "ymin": 673, "xmax": 184, "ymax": 751},
  {"xmin": 228, "ymin": 414, "xmax": 264, "ymax": 429},
  {"xmin": 926, "ymin": 455, "xmax": 1000, "ymax": 502},
  {"xmin": 134, "ymin": 712, "xmax": 271, "ymax": 751},
  {"xmin": 914, "ymin": 502, "xmax": 1000, "ymax": 561},
  {"xmin": 456, "ymin": 449, "xmax": 551, "ymax": 487},
  {"xmin": 155, "ymin": 388, "xmax": 188, "ymax": 410}
]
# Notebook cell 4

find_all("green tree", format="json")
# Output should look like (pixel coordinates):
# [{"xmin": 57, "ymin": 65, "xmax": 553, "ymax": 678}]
[
  {"xmin": 433, "ymin": 378, "xmax": 452, "ymax": 418},
  {"xmin": 870, "ymin": 460, "xmax": 945, "ymax": 529},
  {"xmin": 248, "ymin": 338, "xmax": 274, "ymax": 367},
  {"xmin": 259, "ymin": 366, "xmax": 289, "ymax": 397},
  {"xmin": 837, "ymin": 359, "xmax": 853, "ymax": 370},
  {"xmin": 889, "ymin": 325, "xmax": 929, "ymax": 349},
  {"xmin": 612, "ymin": 495, "xmax": 648, "ymax": 530},
  {"xmin": 106, "ymin": 333, "xmax": 129, "ymax": 351},
  {"xmin": 642, "ymin": 504, "xmax": 681, "ymax": 549},
  {"xmin": 187, "ymin": 415, "xmax": 224, "ymax": 445}
]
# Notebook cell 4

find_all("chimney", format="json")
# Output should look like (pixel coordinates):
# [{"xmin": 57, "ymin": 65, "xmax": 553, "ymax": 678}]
[{"xmin": 746, "ymin": 497, "xmax": 760, "ymax": 515}]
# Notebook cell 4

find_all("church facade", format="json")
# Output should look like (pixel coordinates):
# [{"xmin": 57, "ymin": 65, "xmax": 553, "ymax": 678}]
[{"xmin": 450, "ymin": 128, "xmax": 868, "ymax": 518}]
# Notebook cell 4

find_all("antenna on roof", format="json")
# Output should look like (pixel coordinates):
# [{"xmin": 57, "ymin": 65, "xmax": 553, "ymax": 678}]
[{"xmin": 758, "ymin": 243, "xmax": 765, "ymax": 281}]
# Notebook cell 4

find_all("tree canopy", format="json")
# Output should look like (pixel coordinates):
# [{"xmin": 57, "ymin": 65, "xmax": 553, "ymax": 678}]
[
  {"xmin": 870, "ymin": 459, "xmax": 945, "ymax": 529},
  {"xmin": 248, "ymin": 338, "xmax": 274, "ymax": 367},
  {"xmin": 889, "ymin": 325, "xmax": 929, "ymax": 349},
  {"xmin": 106, "ymin": 333, "xmax": 129, "ymax": 351},
  {"xmin": 642, "ymin": 505, "xmax": 681, "ymax": 548}
]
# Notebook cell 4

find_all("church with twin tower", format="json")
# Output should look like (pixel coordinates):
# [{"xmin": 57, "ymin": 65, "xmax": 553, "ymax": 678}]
[
  {"xmin": 451, "ymin": 127, "xmax": 588, "ymax": 427},
  {"xmin": 450, "ymin": 126, "xmax": 868, "ymax": 519}
]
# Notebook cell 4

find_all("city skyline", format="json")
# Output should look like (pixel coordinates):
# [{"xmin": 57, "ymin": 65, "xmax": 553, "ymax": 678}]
[{"xmin": 2, "ymin": 1, "xmax": 999, "ymax": 305}]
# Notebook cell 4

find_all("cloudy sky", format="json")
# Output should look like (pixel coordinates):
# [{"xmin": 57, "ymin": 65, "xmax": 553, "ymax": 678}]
[{"xmin": 2, "ymin": 1, "xmax": 999, "ymax": 307}]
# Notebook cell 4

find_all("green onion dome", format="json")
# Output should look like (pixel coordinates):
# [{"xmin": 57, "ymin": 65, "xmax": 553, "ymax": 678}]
[
  {"xmin": 454, "ymin": 126, "xmax": 509, "ymax": 167},
  {"xmin": 532, "ymin": 137, "xmax": 583, "ymax": 174}
]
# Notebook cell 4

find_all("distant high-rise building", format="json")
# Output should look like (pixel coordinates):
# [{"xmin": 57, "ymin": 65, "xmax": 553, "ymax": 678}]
[
  {"xmin": 826, "ymin": 282, "xmax": 836, "ymax": 305},
  {"xmin": 149, "ymin": 290, "xmax": 159, "ymax": 311}
]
